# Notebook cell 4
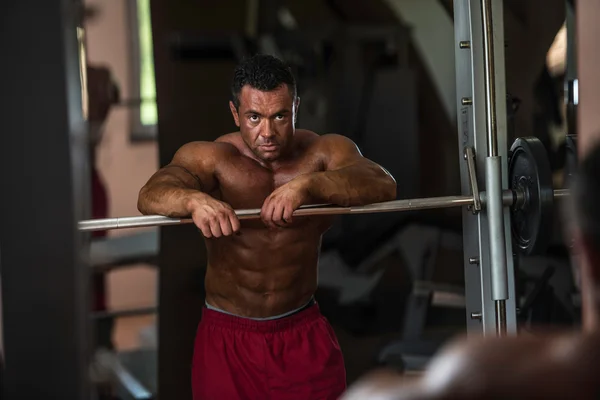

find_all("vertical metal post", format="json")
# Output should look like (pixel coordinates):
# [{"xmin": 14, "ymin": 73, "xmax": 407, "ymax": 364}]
[
  {"xmin": 481, "ymin": 0, "xmax": 499, "ymax": 157},
  {"xmin": 481, "ymin": 0, "xmax": 508, "ymax": 336},
  {"xmin": 453, "ymin": 0, "xmax": 517, "ymax": 336}
]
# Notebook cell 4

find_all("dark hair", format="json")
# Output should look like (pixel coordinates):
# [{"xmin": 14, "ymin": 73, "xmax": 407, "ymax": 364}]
[
  {"xmin": 572, "ymin": 143, "xmax": 600, "ymax": 248},
  {"xmin": 231, "ymin": 54, "xmax": 297, "ymax": 109}
]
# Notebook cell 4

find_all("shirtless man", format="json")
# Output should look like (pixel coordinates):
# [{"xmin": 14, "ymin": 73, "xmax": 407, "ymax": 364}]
[
  {"xmin": 341, "ymin": 143, "xmax": 600, "ymax": 400},
  {"xmin": 137, "ymin": 54, "xmax": 397, "ymax": 400}
]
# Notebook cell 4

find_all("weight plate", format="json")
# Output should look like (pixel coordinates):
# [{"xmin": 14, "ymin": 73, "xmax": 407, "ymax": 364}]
[{"xmin": 508, "ymin": 137, "xmax": 554, "ymax": 255}]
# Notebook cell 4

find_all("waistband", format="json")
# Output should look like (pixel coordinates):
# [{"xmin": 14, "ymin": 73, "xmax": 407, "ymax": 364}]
[
  {"xmin": 205, "ymin": 297, "xmax": 315, "ymax": 321},
  {"xmin": 201, "ymin": 300, "xmax": 321, "ymax": 333}
]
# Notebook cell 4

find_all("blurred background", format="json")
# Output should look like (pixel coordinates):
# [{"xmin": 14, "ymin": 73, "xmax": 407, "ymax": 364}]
[{"xmin": 2, "ymin": 0, "xmax": 599, "ymax": 399}]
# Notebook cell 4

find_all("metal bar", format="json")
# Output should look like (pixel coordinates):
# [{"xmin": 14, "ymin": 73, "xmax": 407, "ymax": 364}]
[
  {"xmin": 487, "ymin": 157, "xmax": 508, "ymax": 336},
  {"xmin": 482, "ymin": 0, "xmax": 509, "ymax": 337},
  {"xmin": 495, "ymin": 300, "xmax": 506, "ymax": 334},
  {"xmin": 481, "ymin": 0, "xmax": 498, "ymax": 157},
  {"xmin": 78, "ymin": 195, "xmax": 475, "ymax": 232},
  {"xmin": 78, "ymin": 189, "xmax": 570, "ymax": 232},
  {"xmin": 465, "ymin": 147, "xmax": 482, "ymax": 212},
  {"xmin": 554, "ymin": 188, "xmax": 571, "ymax": 199},
  {"xmin": 454, "ymin": 0, "xmax": 487, "ymax": 336}
]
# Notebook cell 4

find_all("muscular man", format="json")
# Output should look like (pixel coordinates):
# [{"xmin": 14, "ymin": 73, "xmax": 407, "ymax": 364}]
[
  {"xmin": 137, "ymin": 54, "xmax": 397, "ymax": 400},
  {"xmin": 341, "ymin": 143, "xmax": 600, "ymax": 400}
]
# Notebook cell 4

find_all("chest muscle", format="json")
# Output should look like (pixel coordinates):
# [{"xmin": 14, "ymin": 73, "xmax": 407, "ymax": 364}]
[{"xmin": 214, "ymin": 154, "xmax": 322, "ymax": 211}]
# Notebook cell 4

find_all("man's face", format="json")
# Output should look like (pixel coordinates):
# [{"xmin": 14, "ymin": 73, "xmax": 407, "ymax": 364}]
[{"xmin": 230, "ymin": 84, "xmax": 298, "ymax": 162}]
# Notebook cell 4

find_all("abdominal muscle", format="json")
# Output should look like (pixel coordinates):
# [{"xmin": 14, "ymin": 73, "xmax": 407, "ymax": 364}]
[{"xmin": 203, "ymin": 223, "xmax": 325, "ymax": 318}]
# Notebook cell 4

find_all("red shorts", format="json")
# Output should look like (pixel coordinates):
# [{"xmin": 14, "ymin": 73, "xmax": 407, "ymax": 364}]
[{"xmin": 192, "ymin": 302, "xmax": 347, "ymax": 400}]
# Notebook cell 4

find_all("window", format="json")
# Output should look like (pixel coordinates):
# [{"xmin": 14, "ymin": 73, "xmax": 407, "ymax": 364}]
[{"xmin": 128, "ymin": 0, "xmax": 158, "ymax": 141}]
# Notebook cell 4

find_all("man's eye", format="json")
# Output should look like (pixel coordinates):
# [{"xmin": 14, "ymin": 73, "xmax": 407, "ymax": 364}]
[
  {"xmin": 249, "ymin": 115, "xmax": 259, "ymax": 122},
  {"xmin": 275, "ymin": 115, "xmax": 284, "ymax": 121}
]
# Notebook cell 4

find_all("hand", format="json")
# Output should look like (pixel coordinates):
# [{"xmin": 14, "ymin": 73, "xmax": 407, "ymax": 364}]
[
  {"xmin": 188, "ymin": 195, "xmax": 240, "ymax": 238},
  {"xmin": 261, "ymin": 176, "xmax": 311, "ymax": 229}
]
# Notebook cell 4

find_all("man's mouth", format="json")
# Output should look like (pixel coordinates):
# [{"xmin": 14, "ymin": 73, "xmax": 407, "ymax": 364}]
[{"xmin": 260, "ymin": 144, "xmax": 279, "ymax": 151}]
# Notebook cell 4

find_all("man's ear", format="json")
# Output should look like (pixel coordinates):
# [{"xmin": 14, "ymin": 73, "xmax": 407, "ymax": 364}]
[{"xmin": 229, "ymin": 101, "xmax": 240, "ymax": 127}]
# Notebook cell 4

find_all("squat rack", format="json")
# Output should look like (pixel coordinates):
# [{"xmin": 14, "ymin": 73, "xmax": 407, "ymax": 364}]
[{"xmin": 454, "ymin": 0, "xmax": 516, "ymax": 336}]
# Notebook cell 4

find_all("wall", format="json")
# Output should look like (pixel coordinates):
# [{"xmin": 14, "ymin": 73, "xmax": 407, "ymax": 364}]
[
  {"xmin": 577, "ymin": 0, "xmax": 600, "ymax": 157},
  {"xmin": 84, "ymin": 0, "xmax": 159, "ymax": 350}
]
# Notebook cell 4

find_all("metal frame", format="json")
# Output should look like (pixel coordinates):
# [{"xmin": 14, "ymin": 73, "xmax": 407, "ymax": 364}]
[{"xmin": 454, "ymin": 0, "xmax": 518, "ymax": 336}]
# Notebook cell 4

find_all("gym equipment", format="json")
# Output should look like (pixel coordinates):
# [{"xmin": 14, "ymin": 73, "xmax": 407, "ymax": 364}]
[
  {"xmin": 90, "ymin": 230, "xmax": 158, "ymax": 271},
  {"xmin": 509, "ymin": 137, "xmax": 555, "ymax": 255},
  {"xmin": 79, "ymin": 190, "xmax": 568, "ymax": 235},
  {"xmin": 92, "ymin": 349, "xmax": 153, "ymax": 400},
  {"xmin": 454, "ymin": 0, "xmax": 513, "ymax": 336},
  {"xmin": 78, "ymin": 196, "xmax": 475, "ymax": 231},
  {"xmin": 376, "ymin": 224, "xmax": 465, "ymax": 372},
  {"xmin": 78, "ymin": 139, "xmax": 569, "ymax": 253}
]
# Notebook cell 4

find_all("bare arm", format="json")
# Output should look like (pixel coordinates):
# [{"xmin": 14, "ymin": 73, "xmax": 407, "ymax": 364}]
[
  {"xmin": 260, "ymin": 134, "xmax": 396, "ymax": 228},
  {"xmin": 306, "ymin": 134, "xmax": 397, "ymax": 206},
  {"xmin": 137, "ymin": 141, "xmax": 219, "ymax": 217},
  {"xmin": 138, "ymin": 141, "xmax": 240, "ymax": 238}
]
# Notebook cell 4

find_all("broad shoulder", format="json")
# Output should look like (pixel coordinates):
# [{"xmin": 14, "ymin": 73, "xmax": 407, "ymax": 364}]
[
  {"xmin": 174, "ymin": 137, "xmax": 240, "ymax": 163},
  {"xmin": 306, "ymin": 132, "xmax": 360, "ymax": 152},
  {"xmin": 214, "ymin": 132, "xmax": 255, "ymax": 157},
  {"xmin": 301, "ymin": 132, "xmax": 362, "ymax": 165}
]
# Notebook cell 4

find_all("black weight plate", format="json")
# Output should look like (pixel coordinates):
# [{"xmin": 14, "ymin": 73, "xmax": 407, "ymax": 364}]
[{"xmin": 508, "ymin": 137, "xmax": 554, "ymax": 255}]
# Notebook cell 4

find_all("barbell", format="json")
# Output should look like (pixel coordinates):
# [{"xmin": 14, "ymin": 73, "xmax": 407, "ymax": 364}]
[{"xmin": 79, "ymin": 136, "xmax": 571, "ymax": 256}]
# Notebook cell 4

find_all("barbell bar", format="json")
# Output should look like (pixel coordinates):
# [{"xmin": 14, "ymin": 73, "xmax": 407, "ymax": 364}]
[{"xmin": 78, "ymin": 188, "xmax": 570, "ymax": 232}]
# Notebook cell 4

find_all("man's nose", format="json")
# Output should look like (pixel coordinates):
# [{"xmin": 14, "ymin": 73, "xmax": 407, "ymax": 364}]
[{"xmin": 260, "ymin": 120, "xmax": 275, "ymax": 138}]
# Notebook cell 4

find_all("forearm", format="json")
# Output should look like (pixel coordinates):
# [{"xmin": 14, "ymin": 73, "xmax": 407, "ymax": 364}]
[
  {"xmin": 306, "ymin": 162, "xmax": 396, "ymax": 206},
  {"xmin": 137, "ymin": 172, "xmax": 208, "ymax": 217}
]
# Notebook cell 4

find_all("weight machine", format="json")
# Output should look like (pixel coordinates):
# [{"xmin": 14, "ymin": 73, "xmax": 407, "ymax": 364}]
[
  {"xmin": 452, "ymin": 0, "xmax": 574, "ymax": 337},
  {"xmin": 454, "ymin": 0, "xmax": 517, "ymax": 336},
  {"xmin": 377, "ymin": 0, "xmax": 571, "ymax": 372}
]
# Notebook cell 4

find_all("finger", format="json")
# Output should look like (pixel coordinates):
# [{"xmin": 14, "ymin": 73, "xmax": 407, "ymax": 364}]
[
  {"xmin": 283, "ymin": 203, "xmax": 294, "ymax": 224},
  {"xmin": 262, "ymin": 199, "xmax": 277, "ymax": 228},
  {"xmin": 229, "ymin": 213, "xmax": 241, "ymax": 234},
  {"xmin": 260, "ymin": 196, "xmax": 272, "ymax": 224},
  {"xmin": 262, "ymin": 201, "xmax": 276, "ymax": 229},
  {"xmin": 218, "ymin": 213, "xmax": 233, "ymax": 236},
  {"xmin": 272, "ymin": 201, "xmax": 287, "ymax": 227},
  {"xmin": 197, "ymin": 221, "xmax": 212, "ymax": 238},
  {"xmin": 209, "ymin": 216, "xmax": 222, "ymax": 238}
]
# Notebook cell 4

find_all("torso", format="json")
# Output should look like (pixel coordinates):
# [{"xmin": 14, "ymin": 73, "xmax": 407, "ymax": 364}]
[{"xmin": 203, "ymin": 130, "xmax": 333, "ymax": 318}]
